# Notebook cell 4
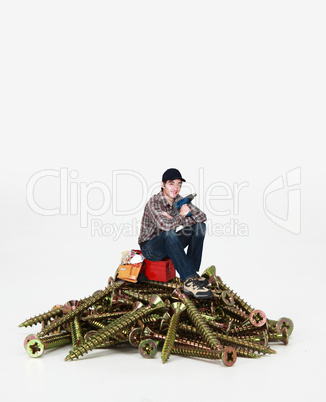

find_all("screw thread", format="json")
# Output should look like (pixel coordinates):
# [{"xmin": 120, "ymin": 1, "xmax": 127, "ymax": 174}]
[
  {"xmin": 42, "ymin": 333, "xmax": 72, "ymax": 349},
  {"xmin": 161, "ymin": 312, "xmax": 181, "ymax": 363},
  {"xmin": 228, "ymin": 325, "xmax": 261, "ymax": 337},
  {"xmin": 213, "ymin": 332, "xmax": 275, "ymax": 355},
  {"xmin": 181, "ymin": 295, "xmax": 221, "ymax": 351},
  {"xmin": 85, "ymin": 310, "xmax": 131, "ymax": 321},
  {"xmin": 171, "ymin": 345, "xmax": 222, "ymax": 360},
  {"xmin": 216, "ymin": 277, "xmax": 253, "ymax": 314},
  {"xmin": 19, "ymin": 307, "xmax": 63, "ymax": 328},
  {"xmin": 222, "ymin": 305, "xmax": 249, "ymax": 321},
  {"xmin": 140, "ymin": 313, "xmax": 161, "ymax": 324},
  {"xmin": 88, "ymin": 319, "xmax": 107, "ymax": 329},
  {"xmin": 65, "ymin": 303, "xmax": 161, "ymax": 360},
  {"xmin": 145, "ymin": 328, "xmax": 209, "ymax": 350},
  {"xmin": 146, "ymin": 280, "xmax": 179, "ymax": 289},
  {"xmin": 123, "ymin": 289, "xmax": 172, "ymax": 302},
  {"xmin": 70, "ymin": 317, "xmax": 84, "ymax": 349},
  {"xmin": 39, "ymin": 280, "xmax": 125, "ymax": 337},
  {"xmin": 234, "ymin": 347, "xmax": 261, "ymax": 358},
  {"xmin": 178, "ymin": 322, "xmax": 200, "ymax": 336}
]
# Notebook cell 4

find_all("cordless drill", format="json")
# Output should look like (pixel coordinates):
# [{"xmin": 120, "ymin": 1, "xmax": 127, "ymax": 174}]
[{"xmin": 173, "ymin": 193, "xmax": 197, "ymax": 217}]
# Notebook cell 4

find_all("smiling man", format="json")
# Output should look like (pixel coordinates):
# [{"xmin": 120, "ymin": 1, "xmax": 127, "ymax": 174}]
[{"xmin": 138, "ymin": 168, "xmax": 212, "ymax": 299}]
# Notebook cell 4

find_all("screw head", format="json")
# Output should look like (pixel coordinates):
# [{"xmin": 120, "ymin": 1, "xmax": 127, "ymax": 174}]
[
  {"xmin": 221, "ymin": 290, "xmax": 235, "ymax": 306},
  {"xmin": 221, "ymin": 346, "xmax": 237, "ymax": 367},
  {"xmin": 62, "ymin": 300, "xmax": 79, "ymax": 314},
  {"xmin": 138, "ymin": 339, "xmax": 158, "ymax": 359},
  {"xmin": 276, "ymin": 317, "xmax": 294, "ymax": 336},
  {"xmin": 129, "ymin": 328, "xmax": 144, "ymax": 347},
  {"xmin": 24, "ymin": 334, "xmax": 37, "ymax": 350},
  {"xmin": 202, "ymin": 265, "xmax": 216, "ymax": 279},
  {"xmin": 249, "ymin": 309, "xmax": 267, "ymax": 327},
  {"xmin": 26, "ymin": 339, "xmax": 44, "ymax": 358}
]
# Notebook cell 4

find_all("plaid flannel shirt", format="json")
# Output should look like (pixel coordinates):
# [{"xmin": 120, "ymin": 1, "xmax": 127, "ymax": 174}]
[{"xmin": 138, "ymin": 191, "xmax": 207, "ymax": 244}]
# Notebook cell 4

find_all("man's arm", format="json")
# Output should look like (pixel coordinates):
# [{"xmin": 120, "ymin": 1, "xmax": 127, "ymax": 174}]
[
  {"xmin": 183, "ymin": 203, "xmax": 207, "ymax": 226},
  {"xmin": 146, "ymin": 198, "xmax": 184, "ymax": 231}
]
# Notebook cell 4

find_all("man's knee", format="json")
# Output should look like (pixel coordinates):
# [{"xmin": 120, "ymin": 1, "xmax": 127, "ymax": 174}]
[
  {"xmin": 194, "ymin": 222, "xmax": 206, "ymax": 237},
  {"xmin": 161, "ymin": 230, "xmax": 178, "ymax": 242},
  {"xmin": 179, "ymin": 222, "xmax": 206, "ymax": 238}
]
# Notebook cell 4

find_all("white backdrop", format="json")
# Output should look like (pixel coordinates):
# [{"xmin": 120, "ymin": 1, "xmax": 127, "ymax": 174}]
[{"xmin": 1, "ymin": 1, "xmax": 325, "ymax": 401}]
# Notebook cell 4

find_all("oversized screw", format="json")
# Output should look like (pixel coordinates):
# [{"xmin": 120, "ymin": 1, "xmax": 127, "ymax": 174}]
[
  {"xmin": 38, "ymin": 280, "xmax": 125, "ymax": 337},
  {"xmin": 138, "ymin": 339, "xmax": 159, "ymax": 359},
  {"xmin": 25, "ymin": 333, "xmax": 72, "ymax": 358},
  {"xmin": 223, "ymin": 305, "xmax": 249, "ymax": 321},
  {"xmin": 84, "ymin": 330, "xmax": 126, "ymax": 348},
  {"xmin": 161, "ymin": 302, "xmax": 186, "ymax": 364},
  {"xmin": 65, "ymin": 296, "xmax": 165, "ymax": 361},
  {"xmin": 62, "ymin": 300, "xmax": 84, "ymax": 349},
  {"xmin": 249, "ymin": 309, "xmax": 267, "ymax": 327},
  {"xmin": 171, "ymin": 345, "xmax": 237, "ymax": 367},
  {"xmin": 144, "ymin": 326, "xmax": 210, "ymax": 350},
  {"xmin": 19, "ymin": 305, "xmax": 63, "ymax": 328},
  {"xmin": 172, "ymin": 289, "xmax": 222, "ymax": 351},
  {"xmin": 129, "ymin": 327, "xmax": 144, "ymax": 347},
  {"xmin": 234, "ymin": 347, "xmax": 261, "ymax": 358},
  {"xmin": 201, "ymin": 265, "xmax": 219, "ymax": 288},
  {"xmin": 276, "ymin": 317, "xmax": 294, "ymax": 336},
  {"xmin": 268, "ymin": 328, "xmax": 289, "ymax": 345},
  {"xmin": 216, "ymin": 275, "xmax": 254, "ymax": 314}
]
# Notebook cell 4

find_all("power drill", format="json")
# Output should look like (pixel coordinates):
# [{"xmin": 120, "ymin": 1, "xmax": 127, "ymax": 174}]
[{"xmin": 172, "ymin": 193, "xmax": 197, "ymax": 217}]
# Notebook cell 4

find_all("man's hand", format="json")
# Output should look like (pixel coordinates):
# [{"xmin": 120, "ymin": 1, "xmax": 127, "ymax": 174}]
[
  {"xmin": 179, "ymin": 204, "xmax": 191, "ymax": 217},
  {"xmin": 161, "ymin": 211, "xmax": 173, "ymax": 219}
]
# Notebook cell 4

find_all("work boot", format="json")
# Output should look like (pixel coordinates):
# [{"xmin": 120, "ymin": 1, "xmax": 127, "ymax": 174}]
[
  {"xmin": 194, "ymin": 273, "xmax": 209, "ymax": 287},
  {"xmin": 183, "ymin": 276, "xmax": 213, "ymax": 299}
]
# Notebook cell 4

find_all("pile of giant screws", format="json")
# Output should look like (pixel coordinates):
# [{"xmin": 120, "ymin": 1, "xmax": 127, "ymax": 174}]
[{"xmin": 19, "ymin": 266, "xmax": 294, "ymax": 367}]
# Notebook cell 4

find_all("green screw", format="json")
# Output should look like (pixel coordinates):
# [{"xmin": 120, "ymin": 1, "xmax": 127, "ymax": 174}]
[
  {"xmin": 70, "ymin": 317, "xmax": 84, "ymax": 349},
  {"xmin": 83, "ymin": 310, "xmax": 132, "ymax": 321},
  {"xmin": 276, "ymin": 317, "xmax": 294, "ymax": 336},
  {"xmin": 65, "ymin": 295, "xmax": 165, "ymax": 361},
  {"xmin": 62, "ymin": 301, "xmax": 85, "ymax": 349},
  {"xmin": 19, "ymin": 305, "xmax": 63, "ymax": 328},
  {"xmin": 171, "ymin": 345, "xmax": 237, "ymax": 367},
  {"xmin": 25, "ymin": 333, "xmax": 72, "ymax": 358},
  {"xmin": 144, "ymin": 326, "xmax": 210, "ymax": 350},
  {"xmin": 268, "ymin": 328, "xmax": 289, "ymax": 345},
  {"xmin": 234, "ymin": 347, "xmax": 261, "ymax": 358},
  {"xmin": 161, "ymin": 302, "xmax": 186, "ymax": 364},
  {"xmin": 222, "ymin": 305, "xmax": 249, "ymax": 321},
  {"xmin": 139, "ymin": 339, "xmax": 159, "ymax": 359},
  {"xmin": 213, "ymin": 331, "xmax": 276, "ymax": 355},
  {"xmin": 122, "ymin": 289, "xmax": 172, "ymax": 303},
  {"xmin": 216, "ymin": 275, "xmax": 254, "ymax": 314},
  {"xmin": 84, "ymin": 330, "xmax": 126, "ymax": 348},
  {"xmin": 38, "ymin": 280, "xmax": 125, "ymax": 337},
  {"xmin": 201, "ymin": 265, "xmax": 220, "ymax": 287},
  {"xmin": 172, "ymin": 288, "xmax": 222, "ymax": 351}
]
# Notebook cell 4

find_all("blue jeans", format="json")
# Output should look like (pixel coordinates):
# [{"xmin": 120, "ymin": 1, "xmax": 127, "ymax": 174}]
[{"xmin": 140, "ymin": 222, "xmax": 206, "ymax": 282}]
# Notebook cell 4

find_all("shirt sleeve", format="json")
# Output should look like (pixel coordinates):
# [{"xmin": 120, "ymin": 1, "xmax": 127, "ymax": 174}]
[
  {"xmin": 183, "ymin": 203, "xmax": 207, "ymax": 226},
  {"xmin": 146, "ymin": 198, "xmax": 184, "ymax": 231}
]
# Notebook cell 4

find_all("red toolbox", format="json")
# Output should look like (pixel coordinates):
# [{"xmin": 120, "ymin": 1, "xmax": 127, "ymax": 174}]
[{"xmin": 144, "ymin": 258, "xmax": 176, "ymax": 282}]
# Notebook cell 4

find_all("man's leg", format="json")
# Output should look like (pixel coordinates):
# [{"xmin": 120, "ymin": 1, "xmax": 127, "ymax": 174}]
[
  {"xmin": 141, "ymin": 230, "xmax": 196, "ymax": 282},
  {"xmin": 176, "ymin": 222, "xmax": 206, "ymax": 273}
]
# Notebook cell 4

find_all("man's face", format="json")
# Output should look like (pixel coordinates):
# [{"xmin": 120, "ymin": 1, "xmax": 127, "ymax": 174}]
[{"xmin": 161, "ymin": 179, "xmax": 182, "ymax": 201}]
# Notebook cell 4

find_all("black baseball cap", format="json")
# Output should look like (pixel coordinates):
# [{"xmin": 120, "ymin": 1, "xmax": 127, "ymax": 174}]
[{"xmin": 162, "ymin": 168, "xmax": 186, "ymax": 183}]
